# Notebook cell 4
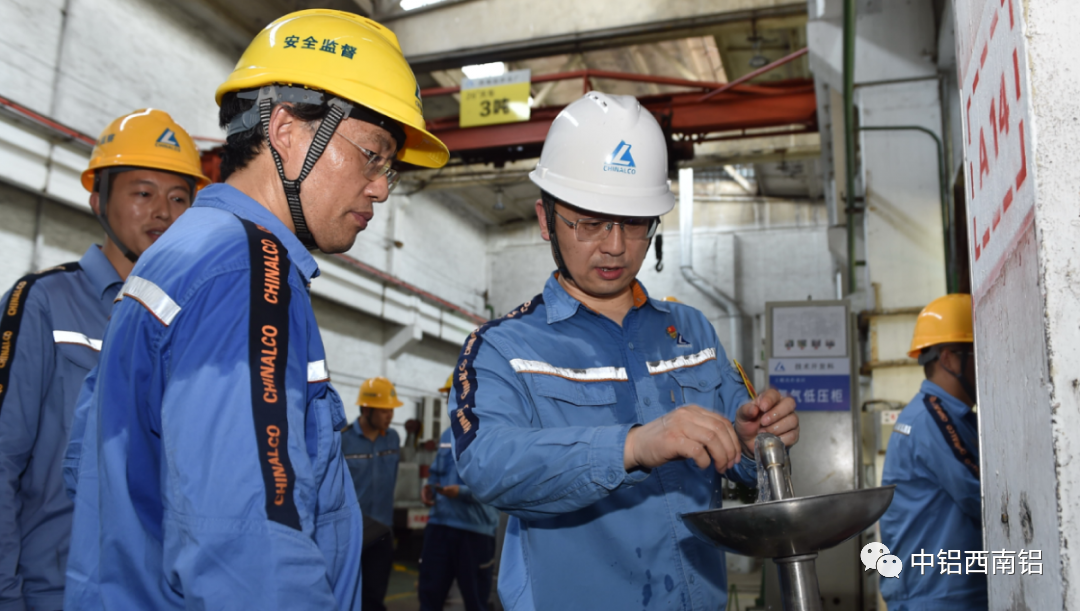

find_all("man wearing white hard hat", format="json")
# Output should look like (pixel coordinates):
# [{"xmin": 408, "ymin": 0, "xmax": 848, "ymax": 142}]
[{"xmin": 447, "ymin": 92, "xmax": 800, "ymax": 610}]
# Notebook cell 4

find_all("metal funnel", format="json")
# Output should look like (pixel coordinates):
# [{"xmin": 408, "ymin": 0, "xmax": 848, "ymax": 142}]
[{"xmin": 681, "ymin": 486, "xmax": 895, "ymax": 558}]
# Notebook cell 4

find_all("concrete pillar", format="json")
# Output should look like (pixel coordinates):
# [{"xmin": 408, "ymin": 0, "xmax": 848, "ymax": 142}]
[{"xmin": 953, "ymin": 1, "xmax": 1080, "ymax": 607}]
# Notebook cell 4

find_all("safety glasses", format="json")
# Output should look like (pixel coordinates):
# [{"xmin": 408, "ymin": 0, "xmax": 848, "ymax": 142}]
[
  {"xmin": 554, "ymin": 210, "xmax": 659, "ymax": 242},
  {"xmin": 333, "ymin": 131, "xmax": 400, "ymax": 193}
]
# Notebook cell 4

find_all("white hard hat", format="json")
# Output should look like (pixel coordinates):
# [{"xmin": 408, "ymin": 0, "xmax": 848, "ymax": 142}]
[{"xmin": 529, "ymin": 92, "xmax": 675, "ymax": 217}]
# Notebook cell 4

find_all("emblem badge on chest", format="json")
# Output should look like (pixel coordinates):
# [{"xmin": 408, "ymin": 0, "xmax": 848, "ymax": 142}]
[{"xmin": 666, "ymin": 325, "xmax": 692, "ymax": 347}]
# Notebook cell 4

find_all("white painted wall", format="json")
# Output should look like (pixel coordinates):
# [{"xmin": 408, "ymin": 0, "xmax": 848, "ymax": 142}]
[
  {"xmin": 859, "ymin": 80, "xmax": 947, "ymax": 309},
  {"xmin": 0, "ymin": 181, "xmax": 103, "ymax": 286},
  {"xmin": 807, "ymin": 0, "xmax": 938, "ymax": 95},
  {"xmin": 336, "ymin": 190, "xmax": 487, "ymax": 312},
  {"xmin": 951, "ymin": 1, "xmax": 1080, "ymax": 608},
  {"xmin": 1, "ymin": 0, "xmax": 232, "ymax": 141}
]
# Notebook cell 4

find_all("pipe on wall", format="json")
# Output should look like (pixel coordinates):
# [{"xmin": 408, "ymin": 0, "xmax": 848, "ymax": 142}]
[
  {"xmin": 858, "ymin": 125, "xmax": 955, "ymax": 293},
  {"xmin": 843, "ymin": 0, "xmax": 858, "ymax": 295},
  {"xmin": 678, "ymin": 167, "xmax": 744, "ymax": 366}
]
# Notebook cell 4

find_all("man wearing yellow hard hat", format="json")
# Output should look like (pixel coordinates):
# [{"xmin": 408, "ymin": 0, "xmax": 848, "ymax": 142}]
[
  {"xmin": 418, "ymin": 375, "xmax": 499, "ymax": 611},
  {"xmin": 879, "ymin": 294, "xmax": 986, "ymax": 610},
  {"xmin": 64, "ymin": 9, "xmax": 448, "ymax": 610},
  {"xmin": 0, "ymin": 108, "xmax": 206, "ymax": 611},
  {"xmin": 342, "ymin": 377, "xmax": 404, "ymax": 611}
]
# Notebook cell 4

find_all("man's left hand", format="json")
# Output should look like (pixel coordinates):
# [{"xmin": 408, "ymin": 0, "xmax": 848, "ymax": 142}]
[
  {"xmin": 436, "ymin": 484, "xmax": 460, "ymax": 499},
  {"xmin": 735, "ymin": 388, "xmax": 799, "ymax": 456}
]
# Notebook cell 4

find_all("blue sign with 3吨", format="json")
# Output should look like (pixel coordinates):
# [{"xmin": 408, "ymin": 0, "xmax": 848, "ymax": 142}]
[{"xmin": 768, "ymin": 358, "xmax": 851, "ymax": 412}]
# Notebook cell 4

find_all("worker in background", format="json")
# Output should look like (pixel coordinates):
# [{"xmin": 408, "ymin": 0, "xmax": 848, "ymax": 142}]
[
  {"xmin": 448, "ymin": 92, "xmax": 800, "ymax": 610},
  {"xmin": 63, "ymin": 10, "xmax": 448, "ymax": 610},
  {"xmin": 341, "ymin": 376, "xmax": 404, "ymax": 611},
  {"xmin": 418, "ymin": 375, "xmax": 499, "ymax": 611},
  {"xmin": 880, "ymin": 294, "xmax": 985, "ymax": 610},
  {"xmin": 0, "ymin": 108, "xmax": 207, "ymax": 611}
]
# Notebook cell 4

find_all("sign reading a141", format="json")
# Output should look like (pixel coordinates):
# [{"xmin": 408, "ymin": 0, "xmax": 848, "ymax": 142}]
[{"xmin": 460, "ymin": 69, "xmax": 531, "ymax": 128}]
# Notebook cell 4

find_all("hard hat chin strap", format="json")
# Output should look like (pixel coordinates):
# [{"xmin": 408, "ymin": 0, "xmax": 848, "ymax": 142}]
[
  {"xmin": 921, "ymin": 345, "xmax": 977, "ymax": 403},
  {"xmin": 249, "ymin": 86, "xmax": 354, "ymax": 251},
  {"xmin": 94, "ymin": 167, "xmax": 198, "ymax": 263},
  {"xmin": 950, "ymin": 350, "xmax": 978, "ymax": 404},
  {"xmin": 94, "ymin": 167, "xmax": 139, "ymax": 263},
  {"xmin": 541, "ymin": 192, "xmax": 573, "ymax": 283}
]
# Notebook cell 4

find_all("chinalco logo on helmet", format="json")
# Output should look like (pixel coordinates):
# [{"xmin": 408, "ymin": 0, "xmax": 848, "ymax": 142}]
[
  {"xmin": 155, "ymin": 128, "xmax": 181, "ymax": 151},
  {"xmin": 603, "ymin": 140, "xmax": 637, "ymax": 174}
]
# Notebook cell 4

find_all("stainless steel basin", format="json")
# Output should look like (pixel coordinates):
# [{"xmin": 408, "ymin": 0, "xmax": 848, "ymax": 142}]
[{"xmin": 681, "ymin": 486, "xmax": 895, "ymax": 558}]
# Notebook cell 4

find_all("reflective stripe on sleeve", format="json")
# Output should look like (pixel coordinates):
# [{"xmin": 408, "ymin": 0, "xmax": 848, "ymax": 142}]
[
  {"xmin": 119, "ymin": 276, "xmax": 181, "ymax": 326},
  {"xmin": 307, "ymin": 359, "xmax": 329, "ymax": 383},
  {"xmin": 52, "ymin": 330, "xmax": 103, "ymax": 351},
  {"xmin": 509, "ymin": 359, "xmax": 628, "ymax": 382},
  {"xmin": 344, "ymin": 449, "xmax": 398, "ymax": 459},
  {"xmin": 646, "ymin": 348, "xmax": 717, "ymax": 375}
]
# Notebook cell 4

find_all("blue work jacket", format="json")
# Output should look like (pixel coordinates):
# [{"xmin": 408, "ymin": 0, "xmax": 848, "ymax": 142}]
[
  {"xmin": 450, "ymin": 274, "xmax": 758, "ymax": 611},
  {"xmin": 880, "ymin": 380, "xmax": 987, "ymax": 610},
  {"xmin": 64, "ymin": 184, "xmax": 362, "ymax": 610},
  {"xmin": 0, "ymin": 246, "xmax": 121, "ymax": 611},
  {"xmin": 427, "ymin": 428, "xmax": 498, "ymax": 538},
  {"xmin": 341, "ymin": 421, "xmax": 400, "ymax": 528}
]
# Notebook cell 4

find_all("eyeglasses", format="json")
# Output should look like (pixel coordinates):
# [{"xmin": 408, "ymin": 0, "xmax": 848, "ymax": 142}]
[
  {"xmin": 554, "ymin": 211, "xmax": 659, "ymax": 242},
  {"xmin": 333, "ymin": 131, "xmax": 400, "ymax": 193}
]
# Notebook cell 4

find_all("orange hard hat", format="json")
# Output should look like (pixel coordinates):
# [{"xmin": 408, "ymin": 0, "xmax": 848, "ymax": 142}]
[
  {"xmin": 81, "ymin": 108, "xmax": 210, "ymax": 192},
  {"xmin": 357, "ymin": 376, "xmax": 405, "ymax": 409},
  {"xmin": 438, "ymin": 374, "xmax": 453, "ymax": 394},
  {"xmin": 908, "ymin": 294, "xmax": 974, "ymax": 358}
]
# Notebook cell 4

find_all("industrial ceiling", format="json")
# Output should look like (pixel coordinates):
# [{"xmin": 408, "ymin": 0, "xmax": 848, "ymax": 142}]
[{"xmin": 180, "ymin": 0, "xmax": 823, "ymax": 226}]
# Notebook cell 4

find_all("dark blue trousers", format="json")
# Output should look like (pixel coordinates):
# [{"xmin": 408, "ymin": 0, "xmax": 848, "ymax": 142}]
[
  {"xmin": 418, "ymin": 524, "xmax": 496, "ymax": 611},
  {"xmin": 362, "ymin": 530, "xmax": 394, "ymax": 611}
]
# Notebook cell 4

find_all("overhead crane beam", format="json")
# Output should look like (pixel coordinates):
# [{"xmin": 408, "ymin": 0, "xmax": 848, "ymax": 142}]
[{"xmin": 417, "ymin": 64, "xmax": 817, "ymax": 167}]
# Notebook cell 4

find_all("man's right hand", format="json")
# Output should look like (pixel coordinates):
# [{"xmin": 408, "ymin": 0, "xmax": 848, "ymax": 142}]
[{"xmin": 623, "ymin": 405, "xmax": 742, "ymax": 473}]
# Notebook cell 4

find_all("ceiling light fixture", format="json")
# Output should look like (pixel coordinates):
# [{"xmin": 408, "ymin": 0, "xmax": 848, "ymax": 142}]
[
  {"xmin": 400, "ymin": 0, "xmax": 444, "ymax": 11},
  {"xmin": 747, "ymin": 19, "xmax": 770, "ymax": 68},
  {"xmin": 462, "ymin": 62, "xmax": 507, "ymax": 79}
]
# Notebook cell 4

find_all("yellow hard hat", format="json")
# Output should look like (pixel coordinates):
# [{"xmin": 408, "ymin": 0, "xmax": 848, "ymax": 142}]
[
  {"xmin": 438, "ymin": 374, "xmax": 453, "ymax": 394},
  {"xmin": 357, "ymin": 376, "xmax": 405, "ymax": 409},
  {"xmin": 215, "ymin": 9, "xmax": 449, "ymax": 169},
  {"xmin": 80, "ymin": 108, "xmax": 211, "ymax": 192},
  {"xmin": 663, "ymin": 296, "xmax": 681, "ymax": 303},
  {"xmin": 908, "ymin": 294, "xmax": 974, "ymax": 358}
]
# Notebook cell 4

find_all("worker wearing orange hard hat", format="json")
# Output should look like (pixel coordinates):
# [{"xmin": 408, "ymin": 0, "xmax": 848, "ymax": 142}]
[
  {"xmin": 0, "ymin": 108, "xmax": 205, "ymax": 611},
  {"xmin": 81, "ymin": 109, "xmax": 212, "ymax": 269},
  {"xmin": 342, "ymin": 377, "xmax": 406, "ymax": 611},
  {"xmin": 64, "ymin": 9, "xmax": 447, "ymax": 610},
  {"xmin": 879, "ymin": 294, "xmax": 986, "ymax": 610}
]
